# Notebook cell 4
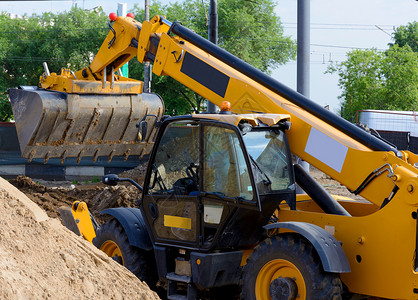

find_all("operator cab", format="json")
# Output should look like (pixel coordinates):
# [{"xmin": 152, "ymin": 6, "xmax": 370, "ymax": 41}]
[{"xmin": 141, "ymin": 114, "xmax": 295, "ymax": 251}]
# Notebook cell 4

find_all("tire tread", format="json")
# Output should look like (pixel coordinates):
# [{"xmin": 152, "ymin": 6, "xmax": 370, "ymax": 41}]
[
  {"xmin": 241, "ymin": 233, "xmax": 343, "ymax": 300},
  {"xmin": 93, "ymin": 219, "xmax": 157, "ymax": 287}
]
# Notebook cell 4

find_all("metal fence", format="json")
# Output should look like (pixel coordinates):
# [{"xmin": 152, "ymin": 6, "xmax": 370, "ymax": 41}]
[{"xmin": 358, "ymin": 110, "xmax": 418, "ymax": 154}]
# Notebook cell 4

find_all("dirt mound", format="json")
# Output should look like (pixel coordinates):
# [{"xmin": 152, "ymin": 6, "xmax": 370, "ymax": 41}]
[
  {"xmin": 9, "ymin": 164, "xmax": 363, "ymax": 225},
  {"xmin": 1, "ymin": 162, "xmax": 363, "ymax": 300},
  {"xmin": 10, "ymin": 176, "xmax": 142, "ymax": 224},
  {"xmin": 9, "ymin": 161, "xmax": 149, "ymax": 223},
  {"xmin": 118, "ymin": 162, "xmax": 148, "ymax": 185},
  {"xmin": 0, "ymin": 176, "xmax": 159, "ymax": 299}
]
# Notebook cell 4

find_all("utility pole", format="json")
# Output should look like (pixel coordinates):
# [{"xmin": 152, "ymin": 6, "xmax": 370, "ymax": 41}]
[
  {"xmin": 206, "ymin": 0, "xmax": 218, "ymax": 113},
  {"xmin": 296, "ymin": 0, "xmax": 310, "ymax": 192},
  {"xmin": 297, "ymin": 0, "xmax": 310, "ymax": 98},
  {"xmin": 117, "ymin": 3, "xmax": 129, "ymax": 77},
  {"xmin": 143, "ymin": 0, "xmax": 151, "ymax": 93}
]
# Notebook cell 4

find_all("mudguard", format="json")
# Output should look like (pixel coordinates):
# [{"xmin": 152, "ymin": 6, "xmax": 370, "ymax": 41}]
[
  {"xmin": 101, "ymin": 207, "xmax": 153, "ymax": 251},
  {"xmin": 264, "ymin": 221, "xmax": 350, "ymax": 273}
]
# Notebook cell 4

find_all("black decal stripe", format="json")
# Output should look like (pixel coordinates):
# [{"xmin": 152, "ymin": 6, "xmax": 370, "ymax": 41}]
[
  {"xmin": 180, "ymin": 52, "xmax": 230, "ymax": 98},
  {"xmin": 171, "ymin": 22, "xmax": 400, "ymax": 154}
]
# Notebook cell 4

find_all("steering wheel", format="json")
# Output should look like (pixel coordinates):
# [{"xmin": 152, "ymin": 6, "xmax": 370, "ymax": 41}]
[
  {"xmin": 186, "ymin": 162, "xmax": 199, "ymax": 183},
  {"xmin": 150, "ymin": 164, "xmax": 167, "ymax": 191}
]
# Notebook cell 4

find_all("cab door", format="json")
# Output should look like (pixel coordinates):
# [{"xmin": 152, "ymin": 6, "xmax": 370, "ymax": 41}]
[
  {"xmin": 141, "ymin": 118, "xmax": 260, "ymax": 250},
  {"xmin": 142, "ymin": 119, "xmax": 201, "ymax": 249},
  {"xmin": 200, "ymin": 121, "xmax": 260, "ymax": 249}
]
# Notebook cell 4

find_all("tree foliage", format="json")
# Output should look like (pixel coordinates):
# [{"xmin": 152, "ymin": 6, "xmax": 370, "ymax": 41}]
[
  {"xmin": 0, "ymin": 2, "xmax": 295, "ymax": 119},
  {"xmin": 130, "ymin": 0, "xmax": 296, "ymax": 115},
  {"xmin": 0, "ymin": 7, "xmax": 109, "ymax": 121},
  {"xmin": 389, "ymin": 21, "xmax": 418, "ymax": 52},
  {"xmin": 328, "ymin": 27, "xmax": 418, "ymax": 122}
]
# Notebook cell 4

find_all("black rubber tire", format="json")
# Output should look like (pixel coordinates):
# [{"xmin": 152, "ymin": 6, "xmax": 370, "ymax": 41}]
[
  {"xmin": 241, "ymin": 233, "xmax": 343, "ymax": 300},
  {"xmin": 93, "ymin": 219, "xmax": 158, "ymax": 288}
]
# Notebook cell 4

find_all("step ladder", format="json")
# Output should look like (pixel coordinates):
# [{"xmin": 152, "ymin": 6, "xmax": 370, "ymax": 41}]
[{"xmin": 167, "ymin": 272, "xmax": 197, "ymax": 300}]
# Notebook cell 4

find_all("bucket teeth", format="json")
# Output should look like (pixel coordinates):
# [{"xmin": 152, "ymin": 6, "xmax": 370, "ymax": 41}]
[
  {"xmin": 93, "ymin": 149, "xmax": 100, "ymax": 163},
  {"xmin": 28, "ymin": 150, "xmax": 36, "ymax": 163},
  {"xmin": 60, "ymin": 150, "xmax": 67, "ymax": 164},
  {"xmin": 44, "ymin": 152, "xmax": 50, "ymax": 164},
  {"xmin": 107, "ymin": 150, "xmax": 115, "ymax": 163},
  {"xmin": 77, "ymin": 150, "xmax": 84, "ymax": 164},
  {"xmin": 9, "ymin": 87, "xmax": 164, "ymax": 163},
  {"xmin": 123, "ymin": 149, "xmax": 131, "ymax": 161}
]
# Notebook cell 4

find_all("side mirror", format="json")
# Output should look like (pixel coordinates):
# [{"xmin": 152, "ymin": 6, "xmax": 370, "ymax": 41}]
[
  {"xmin": 238, "ymin": 123, "xmax": 252, "ymax": 135},
  {"xmin": 102, "ymin": 174, "xmax": 144, "ymax": 191},
  {"xmin": 136, "ymin": 121, "xmax": 148, "ymax": 142},
  {"xmin": 102, "ymin": 174, "xmax": 119, "ymax": 186},
  {"xmin": 278, "ymin": 120, "xmax": 291, "ymax": 131}
]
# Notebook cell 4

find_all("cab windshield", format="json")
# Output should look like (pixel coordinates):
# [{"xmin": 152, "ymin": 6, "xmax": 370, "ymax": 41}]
[{"xmin": 243, "ymin": 129, "xmax": 293, "ymax": 194}]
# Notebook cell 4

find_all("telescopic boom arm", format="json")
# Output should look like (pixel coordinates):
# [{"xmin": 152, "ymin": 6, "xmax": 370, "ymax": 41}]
[{"xmin": 37, "ymin": 14, "xmax": 418, "ymax": 209}]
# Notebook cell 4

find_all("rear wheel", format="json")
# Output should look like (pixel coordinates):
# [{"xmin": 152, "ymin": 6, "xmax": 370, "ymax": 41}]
[
  {"xmin": 93, "ymin": 219, "xmax": 157, "ymax": 287},
  {"xmin": 241, "ymin": 233, "xmax": 342, "ymax": 300}
]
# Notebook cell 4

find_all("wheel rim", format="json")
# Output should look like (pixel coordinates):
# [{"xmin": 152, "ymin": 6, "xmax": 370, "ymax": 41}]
[
  {"xmin": 255, "ymin": 259, "xmax": 306, "ymax": 300},
  {"xmin": 100, "ymin": 240, "xmax": 124, "ymax": 265}
]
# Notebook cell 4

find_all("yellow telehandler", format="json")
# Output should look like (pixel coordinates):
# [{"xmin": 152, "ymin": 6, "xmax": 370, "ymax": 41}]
[{"xmin": 9, "ymin": 14, "xmax": 418, "ymax": 299}]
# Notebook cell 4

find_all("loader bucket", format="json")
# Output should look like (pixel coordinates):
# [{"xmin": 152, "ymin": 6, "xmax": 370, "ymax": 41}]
[{"xmin": 9, "ymin": 87, "xmax": 164, "ymax": 163}]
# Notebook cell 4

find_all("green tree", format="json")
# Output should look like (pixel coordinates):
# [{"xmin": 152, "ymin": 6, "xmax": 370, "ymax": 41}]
[
  {"xmin": 382, "ymin": 45, "xmax": 418, "ymax": 110},
  {"xmin": 327, "ymin": 49, "xmax": 385, "ymax": 121},
  {"xmin": 328, "ymin": 45, "xmax": 418, "ymax": 122},
  {"xmin": 130, "ymin": 0, "xmax": 296, "ymax": 114},
  {"xmin": 0, "ymin": 7, "xmax": 108, "ymax": 121},
  {"xmin": 0, "ymin": 2, "xmax": 295, "ymax": 119},
  {"xmin": 389, "ymin": 21, "xmax": 418, "ymax": 52}
]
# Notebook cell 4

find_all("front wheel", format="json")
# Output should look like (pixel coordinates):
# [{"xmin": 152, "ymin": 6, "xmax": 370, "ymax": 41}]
[
  {"xmin": 93, "ymin": 219, "xmax": 157, "ymax": 287},
  {"xmin": 241, "ymin": 233, "xmax": 343, "ymax": 300}
]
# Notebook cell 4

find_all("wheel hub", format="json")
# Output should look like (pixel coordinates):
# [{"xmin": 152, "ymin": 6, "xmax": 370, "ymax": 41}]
[
  {"xmin": 100, "ymin": 240, "xmax": 124, "ymax": 266},
  {"xmin": 255, "ymin": 259, "xmax": 306, "ymax": 300},
  {"xmin": 111, "ymin": 254, "xmax": 123, "ymax": 264},
  {"xmin": 269, "ymin": 276, "xmax": 298, "ymax": 300}
]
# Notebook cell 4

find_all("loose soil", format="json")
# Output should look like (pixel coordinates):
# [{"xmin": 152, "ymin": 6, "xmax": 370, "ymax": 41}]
[
  {"xmin": 4, "ymin": 162, "xmax": 365, "ymax": 300},
  {"xmin": 9, "ymin": 163, "xmax": 148, "ymax": 224},
  {"xmin": 0, "ymin": 175, "xmax": 160, "ymax": 300},
  {"xmin": 10, "ymin": 164, "xmax": 363, "ymax": 223}
]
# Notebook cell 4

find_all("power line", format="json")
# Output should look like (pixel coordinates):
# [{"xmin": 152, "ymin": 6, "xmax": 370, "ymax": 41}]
[
  {"xmin": 0, "ymin": 37, "xmax": 386, "ymax": 53},
  {"xmin": 215, "ymin": 23, "xmax": 395, "ymax": 31},
  {"xmin": 283, "ymin": 26, "xmax": 395, "ymax": 31},
  {"xmin": 0, "ymin": 25, "xmax": 395, "ymax": 37},
  {"xmin": 0, "ymin": 57, "xmax": 57, "ymax": 62},
  {"xmin": 1, "ymin": 0, "xmax": 73, "ymax": 2},
  {"xmin": 283, "ymin": 22, "xmax": 397, "ymax": 27},
  {"xmin": 311, "ymin": 43, "xmax": 386, "ymax": 51},
  {"xmin": 0, "ymin": 27, "xmax": 107, "ymax": 34}
]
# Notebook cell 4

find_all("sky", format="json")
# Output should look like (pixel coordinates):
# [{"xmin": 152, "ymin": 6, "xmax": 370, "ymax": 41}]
[
  {"xmin": 274, "ymin": 0, "xmax": 418, "ymax": 112},
  {"xmin": 1, "ymin": 0, "xmax": 417, "ymax": 112}
]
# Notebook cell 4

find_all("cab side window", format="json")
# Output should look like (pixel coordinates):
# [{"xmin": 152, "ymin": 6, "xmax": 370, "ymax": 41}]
[
  {"xmin": 203, "ymin": 125, "xmax": 254, "ymax": 201},
  {"xmin": 148, "ymin": 122, "xmax": 199, "ymax": 195}
]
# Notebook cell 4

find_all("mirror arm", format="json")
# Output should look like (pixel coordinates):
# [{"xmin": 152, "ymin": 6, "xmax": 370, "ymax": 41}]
[
  {"xmin": 118, "ymin": 177, "xmax": 143, "ymax": 191},
  {"xmin": 102, "ymin": 174, "xmax": 143, "ymax": 191}
]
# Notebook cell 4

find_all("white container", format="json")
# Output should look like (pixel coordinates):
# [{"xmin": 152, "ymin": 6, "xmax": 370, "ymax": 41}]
[{"xmin": 358, "ymin": 110, "xmax": 418, "ymax": 137}]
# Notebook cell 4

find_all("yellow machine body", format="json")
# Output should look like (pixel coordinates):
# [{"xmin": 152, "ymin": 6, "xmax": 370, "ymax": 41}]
[
  {"xmin": 59, "ymin": 201, "xmax": 96, "ymax": 243},
  {"xmin": 10, "ymin": 14, "xmax": 418, "ymax": 299}
]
